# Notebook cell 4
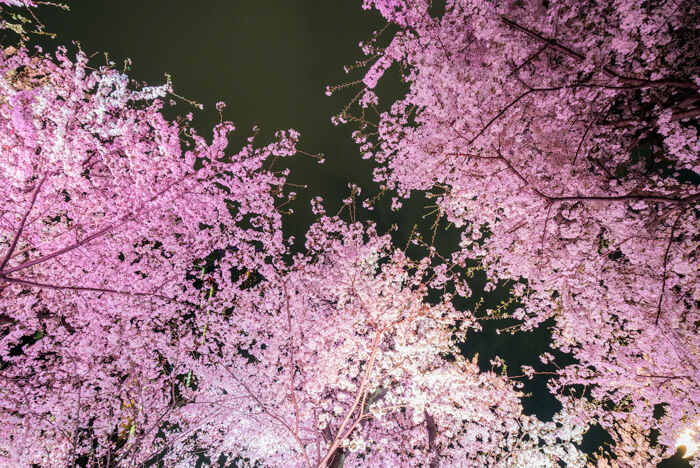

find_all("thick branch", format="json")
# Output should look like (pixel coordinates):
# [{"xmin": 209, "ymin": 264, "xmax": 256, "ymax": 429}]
[
  {"xmin": 655, "ymin": 208, "xmax": 686, "ymax": 325},
  {"xmin": 425, "ymin": 410, "xmax": 440, "ymax": 468},
  {"xmin": 494, "ymin": 147, "xmax": 700, "ymax": 206},
  {"xmin": 602, "ymin": 107, "xmax": 700, "ymax": 128},
  {"xmin": 323, "ymin": 386, "xmax": 390, "ymax": 468},
  {"xmin": 546, "ymin": 192, "xmax": 700, "ymax": 205},
  {"xmin": 1, "ymin": 222, "xmax": 126, "ymax": 276},
  {"xmin": 0, "ymin": 276, "xmax": 186, "ymax": 304},
  {"xmin": 501, "ymin": 16, "xmax": 699, "ymax": 90},
  {"xmin": 325, "ymin": 443, "xmax": 346, "ymax": 468},
  {"xmin": 318, "ymin": 330, "xmax": 382, "ymax": 467},
  {"xmin": 0, "ymin": 172, "xmax": 49, "ymax": 272}
]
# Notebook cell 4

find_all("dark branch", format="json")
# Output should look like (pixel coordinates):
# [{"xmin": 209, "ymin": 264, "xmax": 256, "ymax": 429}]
[
  {"xmin": 547, "ymin": 192, "xmax": 700, "ymax": 205},
  {"xmin": 601, "ymin": 107, "xmax": 700, "ymax": 128},
  {"xmin": 425, "ymin": 410, "xmax": 440, "ymax": 468},
  {"xmin": 508, "ymin": 44, "xmax": 548, "ymax": 78},
  {"xmin": 494, "ymin": 147, "xmax": 700, "ymax": 206},
  {"xmin": 655, "ymin": 208, "xmax": 686, "ymax": 325},
  {"xmin": 0, "ymin": 172, "xmax": 49, "ymax": 272},
  {"xmin": 0, "ymin": 276, "xmax": 189, "ymax": 305},
  {"xmin": 501, "ymin": 16, "xmax": 699, "ymax": 90},
  {"xmin": 1, "ymin": 175, "xmax": 189, "ymax": 276}
]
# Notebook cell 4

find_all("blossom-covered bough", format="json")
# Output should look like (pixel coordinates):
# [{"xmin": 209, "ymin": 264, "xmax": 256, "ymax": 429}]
[
  {"xmin": 0, "ymin": 34, "xmax": 299, "ymax": 465},
  {"xmin": 176, "ymin": 215, "xmax": 589, "ymax": 467},
  {"xmin": 337, "ymin": 0, "xmax": 699, "ymax": 464}
]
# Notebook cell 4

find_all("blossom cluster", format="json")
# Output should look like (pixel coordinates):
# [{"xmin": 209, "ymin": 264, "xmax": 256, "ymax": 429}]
[
  {"xmin": 349, "ymin": 0, "xmax": 700, "ymax": 463},
  {"xmin": 0, "ymin": 40, "xmax": 295, "ymax": 465}
]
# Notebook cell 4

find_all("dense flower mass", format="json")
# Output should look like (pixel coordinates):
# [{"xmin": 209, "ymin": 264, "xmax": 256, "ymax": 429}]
[
  {"xmin": 0, "ymin": 38, "xmax": 298, "ymax": 465},
  {"xmin": 0, "ymin": 42, "xmax": 587, "ymax": 465},
  {"xmin": 0, "ymin": 5, "xmax": 592, "ymax": 467},
  {"xmin": 1, "ymin": 0, "xmax": 699, "ymax": 466},
  {"xmin": 344, "ymin": 0, "xmax": 699, "ymax": 464},
  {"xmin": 0, "ymin": 41, "xmax": 589, "ymax": 465},
  {"xmin": 174, "ymin": 217, "xmax": 589, "ymax": 467}
]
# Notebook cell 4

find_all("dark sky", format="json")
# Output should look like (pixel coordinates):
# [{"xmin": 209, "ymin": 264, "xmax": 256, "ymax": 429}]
[
  {"xmin": 17, "ymin": 2, "xmax": 690, "ymax": 466},
  {"xmin": 30, "ymin": 0, "xmax": 410, "ymax": 244}
]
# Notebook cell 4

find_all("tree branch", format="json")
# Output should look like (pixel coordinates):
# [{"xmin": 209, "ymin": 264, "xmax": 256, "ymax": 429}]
[
  {"xmin": 501, "ymin": 16, "xmax": 699, "ymax": 90},
  {"xmin": 282, "ymin": 281, "xmax": 309, "ymax": 465},
  {"xmin": 468, "ymin": 84, "xmax": 611, "ymax": 145},
  {"xmin": 1, "ymin": 175, "xmax": 189, "ymax": 276},
  {"xmin": 493, "ymin": 146, "xmax": 700, "ymax": 206},
  {"xmin": 219, "ymin": 363, "xmax": 312, "ymax": 468},
  {"xmin": 425, "ymin": 410, "xmax": 440, "ymax": 468},
  {"xmin": 601, "ymin": 107, "xmax": 700, "ymax": 128},
  {"xmin": 508, "ymin": 44, "xmax": 548, "ymax": 79},
  {"xmin": 318, "ymin": 330, "xmax": 382, "ymax": 467},
  {"xmin": 0, "ymin": 172, "xmax": 49, "ymax": 272},
  {"xmin": 655, "ymin": 208, "xmax": 686, "ymax": 325},
  {"xmin": 0, "ymin": 276, "xmax": 190, "ymax": 305}
]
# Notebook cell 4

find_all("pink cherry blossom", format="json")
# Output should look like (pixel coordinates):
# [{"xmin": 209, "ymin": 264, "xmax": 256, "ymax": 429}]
[
  {"xmin": 0, "ymin": 40, "xmax": 296, "ymax": 465},
  {"xmin": 348, "ymin": 0, "xmax": 699, "ymax": 464},
  {"xmin": 2, "ymin": 1, "xmax": 698, "ymax": 466}
]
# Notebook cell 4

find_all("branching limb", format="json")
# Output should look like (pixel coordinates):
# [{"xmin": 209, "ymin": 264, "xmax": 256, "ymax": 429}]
[
  {"xmin": 282, "ymin": 281, "xmax": 309, "ymax": 464},
  {"xmin": 0, "ymin": 276, "xmax": 189, "ymax": 305},
  {"xmin": 0, "ymin": 172, "xmax": 49, "ymax": 272},
  {"xmin": 601, "ymin": 107, "xmax": 700, "ymax": 128},
  {"xmin": 655, "ymin": 208, "xmax": 686, "ymax": 325},
  {"xmin": 501, "ymin": 16, "xmax": 699, "ymax": 90},
  {"xmin": 1, "ymin": 175, "xmax": 188, "ymax": 277},
  {"xmin": 318, "ymin": 330, "xmax": 382, "ymax": 467},
  {"xmin": 493, "ymin": 146, "xmax": 700, "ymax": 205},
  {"xmin": 219, "ymin": 363, "xmax": 312, "ymax": 468}
]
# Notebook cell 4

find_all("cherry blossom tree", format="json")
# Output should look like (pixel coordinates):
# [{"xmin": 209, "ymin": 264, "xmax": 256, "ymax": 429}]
[
  {"xmin": 336, "ymin": 0, "xmax": 699, "ymax": 463},
  {"xmin": 0, "ymin": 5, "xmax": 592, "ymax": 467},
  {"xmin": 170, "ymin": 214, "xmax": 589, "ymax": 467},
  {"xmin": 0, "ymin": 39, "xmax": 589, "ymax": 465},
  {"xmin": 0, "ymin": 34, "xmax": 298, "ymax": 465}
]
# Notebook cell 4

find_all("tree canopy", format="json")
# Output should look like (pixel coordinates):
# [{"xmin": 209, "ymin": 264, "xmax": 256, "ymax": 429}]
[{"xmin": 0, "ymin": 0, "xmax": 698, "ymax": 466}]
